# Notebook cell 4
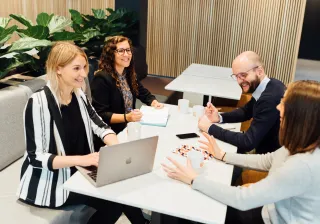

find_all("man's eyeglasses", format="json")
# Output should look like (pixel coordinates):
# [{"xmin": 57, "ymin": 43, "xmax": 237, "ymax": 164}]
[
  {"xmin": 230, "ymin": 66, "xmax": 259, "ymax": 80},
  {"xmin": 115, "ymin": 48, "xmax": 132, "ymax": 55}
]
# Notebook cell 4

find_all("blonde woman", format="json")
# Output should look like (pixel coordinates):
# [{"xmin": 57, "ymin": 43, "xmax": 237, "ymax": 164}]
[
  {"xmin": 17, "ymin": 42, "xmax": 148, "ymax": 224},
  {"xmin": 163, "ymin": 80, "xmax": 320, "ymax": 224}
]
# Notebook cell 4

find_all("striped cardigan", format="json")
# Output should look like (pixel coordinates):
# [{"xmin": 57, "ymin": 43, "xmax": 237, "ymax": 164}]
[{"xmin": 17, "ymin": 83, "xmax": 115, "ymax": 207}]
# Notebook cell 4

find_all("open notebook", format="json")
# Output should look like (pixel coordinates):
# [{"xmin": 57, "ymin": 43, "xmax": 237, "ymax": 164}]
[{"xmin": 139, "ymin": 105, "xmax": 169, "ymax": 127}]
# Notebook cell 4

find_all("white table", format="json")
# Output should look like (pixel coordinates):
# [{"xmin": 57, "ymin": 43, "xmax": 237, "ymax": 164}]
[
  {"xmin": 165, "ymin": 63, "xmax": 242, "ymax": 103},
  {"xmin": 64, "ymin": 105, "xmax": 240, "ymax": 224}
]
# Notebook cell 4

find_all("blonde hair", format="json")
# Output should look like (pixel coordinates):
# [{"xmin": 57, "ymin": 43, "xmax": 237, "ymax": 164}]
[{"xmin": 46, "ymin": 42, "xmax": 89, "ymax": 104}]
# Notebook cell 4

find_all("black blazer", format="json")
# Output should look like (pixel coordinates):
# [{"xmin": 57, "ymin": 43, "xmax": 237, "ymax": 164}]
[{"xmin": 90, "ymin": 70, "xmax": 156, "ymax": 135}]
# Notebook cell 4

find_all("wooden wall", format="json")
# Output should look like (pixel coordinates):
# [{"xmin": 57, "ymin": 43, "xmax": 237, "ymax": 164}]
[{"xmin": 146, "ymin": 0, "xmax": 306, "ymax": 84}]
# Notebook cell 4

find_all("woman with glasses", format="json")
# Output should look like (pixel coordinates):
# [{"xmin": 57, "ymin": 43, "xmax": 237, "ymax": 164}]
[
  {"xmin": 91, "ymin": 36, "xmax": 163, "ymax": 143},
  {"xmin": 163, "ymin": 80, "xmax": 320, "ymax": 224}
]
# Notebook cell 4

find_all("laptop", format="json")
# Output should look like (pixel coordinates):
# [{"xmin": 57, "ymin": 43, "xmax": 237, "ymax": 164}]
[{"xmin": 76, "ymin": 136, "xmax": 158, "ymax": 187}]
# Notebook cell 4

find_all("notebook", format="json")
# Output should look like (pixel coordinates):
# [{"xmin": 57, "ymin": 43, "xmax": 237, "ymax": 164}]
[{"xmin": 139, "ymin": 105, "xmax": 169, "ymax": 127}]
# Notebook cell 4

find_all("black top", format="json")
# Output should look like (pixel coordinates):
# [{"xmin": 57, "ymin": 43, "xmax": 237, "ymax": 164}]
[
  {"xmin": 208, "ymin": 78, "xmax": 285, "ymax": 154},
  {"xmin": 90, "ymin": 70, "xmax": 156, "ymax": 134},
  {"xmin": 61, "ymin": 93, "xmax": 90, "ymax": 174}
]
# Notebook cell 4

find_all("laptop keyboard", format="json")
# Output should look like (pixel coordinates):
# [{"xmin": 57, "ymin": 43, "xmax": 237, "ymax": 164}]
[{"xmin": 86, "ymin": 166, "xmax": 98, "ymax": 182}]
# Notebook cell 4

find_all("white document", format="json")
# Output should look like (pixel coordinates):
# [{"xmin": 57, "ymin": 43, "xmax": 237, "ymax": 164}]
[{"xmin": 140, "ymin": 105, "xmax": 169, "ymax": 127}]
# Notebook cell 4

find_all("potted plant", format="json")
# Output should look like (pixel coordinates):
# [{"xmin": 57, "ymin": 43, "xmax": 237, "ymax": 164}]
[{"xmin": 7, "ymin": 13, "xmax": 84, "ymax": 76}]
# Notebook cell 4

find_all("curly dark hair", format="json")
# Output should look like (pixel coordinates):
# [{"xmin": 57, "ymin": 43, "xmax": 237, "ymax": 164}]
[{"xmin": 98, "ymin": 36, "xmax": 139, "ymax": 95}]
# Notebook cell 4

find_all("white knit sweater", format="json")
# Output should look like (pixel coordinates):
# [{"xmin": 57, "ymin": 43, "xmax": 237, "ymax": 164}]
[{"xmin": 192, "ymin": 147, "xmax": 320, "ymax": 224}]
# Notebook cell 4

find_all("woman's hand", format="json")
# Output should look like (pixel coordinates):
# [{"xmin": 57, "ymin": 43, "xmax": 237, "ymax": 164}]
[
  {"xmin": 78, "ymin": 152, "xmax": 100, "ymax": 167},
  {"xmin": 151, "ymin": 100, "xmax": 164, "ymax": 109},
  {"xmin": 199, "ymin": 132, "xmax": 226, "ymax": 161},
  {"xmin": 127, "ymin": 109, "xmax": 143, "ymax": 122},
  {"xmin": 162, "ymin": 157, "xmax": 198, "ymax": 185},
  {"xmin": 103, "ymin": 133, "xmax": 119, "ymax": 146}
]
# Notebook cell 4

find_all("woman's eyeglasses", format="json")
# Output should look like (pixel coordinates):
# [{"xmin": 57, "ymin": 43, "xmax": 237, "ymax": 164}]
[
  {"xmin": 115, "ymin": 48, "xmax": 132, "ymax": 55},
  {"xmin": 230, "ymin": 66, "xmax": 259, "ymax": 80}
]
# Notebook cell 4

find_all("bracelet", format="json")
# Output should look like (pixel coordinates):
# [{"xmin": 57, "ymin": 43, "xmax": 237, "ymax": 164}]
[
  {"xmin": 124, "ymin": 113, "xmax": 128, "ymax": 123},
  {"xmin": 215, "ymin": 152, "xmax": 226, "ymax": 161},
  {"xmin": 221, "ymin": 152, "xmax": 226, "ymax": 161},
  {"xmin": 190, "ymin": 179, "xmax": 194, "ymax": 185}
]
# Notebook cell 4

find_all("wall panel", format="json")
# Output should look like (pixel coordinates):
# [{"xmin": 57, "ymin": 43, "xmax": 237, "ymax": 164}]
[{"xmin": 147, "ymin": 0, "xmax": 306, "ymax": 84}]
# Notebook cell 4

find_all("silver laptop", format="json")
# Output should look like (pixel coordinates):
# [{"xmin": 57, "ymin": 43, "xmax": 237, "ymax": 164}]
[{"xmin": 76, "ymin": 136, "xmax": 158, "ymax": 187}]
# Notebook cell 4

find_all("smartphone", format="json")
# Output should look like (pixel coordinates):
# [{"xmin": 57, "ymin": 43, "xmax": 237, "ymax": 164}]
[{"xmin": 176, "ymin": 133, "xmax": 200, "ymax": 139}]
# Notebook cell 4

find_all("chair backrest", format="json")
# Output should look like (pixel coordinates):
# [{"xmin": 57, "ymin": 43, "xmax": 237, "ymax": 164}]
[
  {"xmin": 0, "ymin": 77, "xmax": 46, "ymax": 170},
  {"xmin": 237, "ymin": 93, "xmax": 252, "ymax": 132}
]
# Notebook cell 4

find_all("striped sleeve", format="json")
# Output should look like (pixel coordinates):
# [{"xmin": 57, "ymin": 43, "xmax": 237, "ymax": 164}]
[
  {"xmin": 24, "ymin": 96, "xmax": 56, "ymax": 171},
  {"xmin": 80, "ymin": 92, "xmax": 115, "ymax": 139}
]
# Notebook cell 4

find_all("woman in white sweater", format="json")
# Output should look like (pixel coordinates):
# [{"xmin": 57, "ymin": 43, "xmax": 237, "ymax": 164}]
[{"xmin": 162, "ymin": 80, "xmax": 320, "ymax": 224}]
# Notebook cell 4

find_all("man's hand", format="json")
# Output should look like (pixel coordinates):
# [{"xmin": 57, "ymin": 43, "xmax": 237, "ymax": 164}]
[
  {"xmin": 198, "ymin": 115, "xmax": 213, "ymax": 132},
  {"xmin": 205, "ymin": 102, "xmax": 221, "ymax": 123}
]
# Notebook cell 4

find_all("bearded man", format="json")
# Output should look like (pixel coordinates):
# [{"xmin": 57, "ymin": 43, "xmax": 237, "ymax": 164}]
[{"xmin": 198, "ymin": 51, "xmax": 285, "ymax": 154}]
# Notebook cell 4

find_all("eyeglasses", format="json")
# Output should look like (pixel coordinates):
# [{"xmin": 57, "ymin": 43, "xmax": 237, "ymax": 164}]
[
  {"xmin": 115, "ymin": 48, "xmax": 132, "ymax": 55},
  {"xmin": 230, "ymin": 66, "xmax": 259, "ymax": 81}
]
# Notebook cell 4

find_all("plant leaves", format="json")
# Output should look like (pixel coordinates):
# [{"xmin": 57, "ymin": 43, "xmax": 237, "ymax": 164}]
[
  {"xmin": 8, "ymin": 37, "xmax": 52, "ymax": 52},
  {"xmin": 82, "ymin": 15, "xmax": 104, "ymax": 30},
  {"xmin": 9, "ymin": 14, "xmax": 33, "ymax": 28},
  {"xmin": 0, "ymin": 56, "xmax": 28, "ymax": 79},
  {"xmin": 17, "ymin": 25, "xmax": 49, "ymax": 40},
  {"xmin": 48, "ymin": 15, "xmax": 72, "ymax": 34},
  {"xmin": 0, "ymin": 18, "xmax": 11, "ymax": 28},
  {"xmin": 51, "ymin": 31, "xmax": 84, "ymax": 41},
  {"xmin": 36, "ymin": 13, "xmax": 54, "ymax": 26},
  {"xmin": 69, "ymin": 9, "xmax": 83, "ymax": 25},
  {"xmin": 106, "ymin": 8, "xmax": 114, "ymax": 14},
  {"xmin": 92, "ymin": 9, "xmax": 106, "ymax": 19},
  {"xmin": 81, "ymin": 29, "xmax": 101, "ymax": 43},
  {"xmin": 0, "ymin": 25, "xmax": 18, "ymax": 44}
]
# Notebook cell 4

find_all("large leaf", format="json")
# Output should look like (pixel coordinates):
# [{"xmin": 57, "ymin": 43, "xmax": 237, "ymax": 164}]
[
  {"xmin": 69, "ymin": 9, "xmax": 83, "ymax": 25},
  {"xmin": 92, "ymin": 9, "xmax": 106, "ymax": 19},
  {"xmin": 0, "ymin": 18, "xmax": 11, "ymax": 28},
  {"xmin": 17, "ymin": 25, "xmax": 49, "ymax": 40},
  {"xmin": 36, "ymin": 13, "xmax": 54, "ymax": 26},
  {"xmin": 48, "ymin": 15, "xmax": 72, "ymax": 34},
  {"xmin": 0, "ymin": 57, "xmax": 25, "ymax": 79},
  {"xmin": 8, "ymin": 37, "xmax": 52, "ymax": 52},
  {"xmin": 9, "ymin": 14, "xmax": 33, "ymax": 27},
  {"xmin": 81, "ymin": 29, "xmax": 102, "ymax": 43},
  {"xmin": 51, "ymin": 31, "xmax": 84, "ymax": 41},
  {"xmin": 0, "ymin": 25, "xmax": 18, "ymax": 44},
  {"xmin": 82, "ymin": 15, "xmax": 104, "ymax": 30},
  {"xmin": 106, "ymin": 8, "xmax": 114, "ymax": 14}
]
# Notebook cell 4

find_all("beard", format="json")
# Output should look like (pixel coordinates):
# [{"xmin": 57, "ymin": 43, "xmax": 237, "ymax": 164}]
[{"xmin": 240, "ymin": 76, "xmax": 261, "ymax": 93}]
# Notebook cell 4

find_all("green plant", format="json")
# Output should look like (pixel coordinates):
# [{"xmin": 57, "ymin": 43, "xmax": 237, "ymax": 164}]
[
  {"xmin": 5, "ymin": 13, "xmax": 85, "ymax": 76},
  {"xmin": 0, "ymin": 18, "xmax": 18, "ymax": 46},
  {"xmin": 70, "ymin": 8, "xmax": 139, "ymax": 57}
]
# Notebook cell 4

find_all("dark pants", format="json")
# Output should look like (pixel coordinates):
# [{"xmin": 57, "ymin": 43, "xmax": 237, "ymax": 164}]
[
  {"xmin": 64, "ymin": 192, "xmax": 146, "ymax": 224},
  {"xmin": 231, "ymin": 166, "xmax": 243, "ymax": 186},
  {"xmin": 154, "ymin": 206, "xmax": 263, "ymax": 224},
  {"xmin": 225, "ymin": 206, "xmax": 264, "ymax": 224},
  {"xmin": 153, "ymin": 213, "xmax": 198, "ymax": 224}
]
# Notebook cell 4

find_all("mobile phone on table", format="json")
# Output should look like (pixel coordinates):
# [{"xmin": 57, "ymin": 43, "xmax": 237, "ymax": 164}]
[{"xmin": 176, "ymin": 133, "xmax": 200, "ymax": 139}]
